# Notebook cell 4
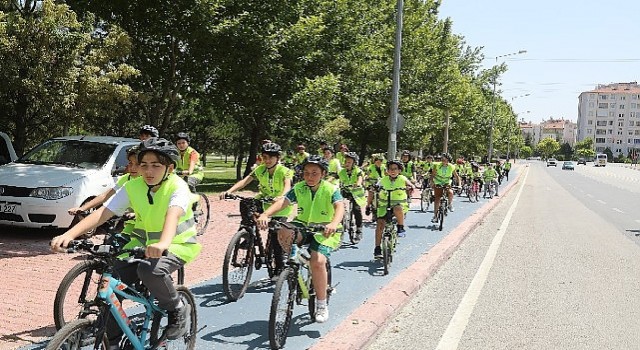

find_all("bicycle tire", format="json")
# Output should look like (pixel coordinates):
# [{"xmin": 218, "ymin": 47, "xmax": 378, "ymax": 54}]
[
  {"xmin": 420, "ymin": 189, "xmax": 430, "ymax": 212},
  {"xmin": 269, "ymin": 267, "xmax": 296, "ymax": 349},
  {"xmin": 222, "ymin": 229, "xmax": 255, "ymax": 301},
  {"xmin": 382, "ymin": 235, "xmax": 391, "ymax": 275},
  {"xmin": 308, "ymin": 259, "xmax": 332, "ymax": 320},
  {"xmin": 438, "ymin": 207, "xmax": 444, "ymax": 231},
  {"xmin": 194, "ymin": 193, "xmax": 210, "ymax": 236},
  {"xmin": 341, "ymin": 200, "xmax": 352, "ymax": 246},
  {"xmin": 53, "ymin": 260, "xmax": 104, "ymax": 330},
  {"xmin": 150, "ymin": 285, "xmax": 197, "ymax": 350},
  {"xmin": 45, "ymin": 318, "xmax": 108, "ymax": 350},
  {"xmin": 175, "ymin": 266, "xmax": 186, "ymax": 285}
]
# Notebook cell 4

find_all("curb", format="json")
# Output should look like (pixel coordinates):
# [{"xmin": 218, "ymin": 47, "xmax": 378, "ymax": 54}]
[{"xmin": 309, "ymin": 167, "xmax": 525, "ymax": 350}]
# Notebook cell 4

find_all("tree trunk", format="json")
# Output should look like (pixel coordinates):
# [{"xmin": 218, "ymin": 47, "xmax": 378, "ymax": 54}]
[{"xmin": 243, "ymin": 125, "xmax": 261, "ymax": 178}]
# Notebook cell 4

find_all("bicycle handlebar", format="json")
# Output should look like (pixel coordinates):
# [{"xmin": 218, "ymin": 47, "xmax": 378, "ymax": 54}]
[
  {"xmin": 64, "ymin": 240, "xmax": 167, "ymax": 263},
  {"xmin": 268, "ymin": 220, "xmax": 326, "ymax": 233},
  {"xmin": 223, "ymin": 193, "xmax": 275, "ymax": 202}
]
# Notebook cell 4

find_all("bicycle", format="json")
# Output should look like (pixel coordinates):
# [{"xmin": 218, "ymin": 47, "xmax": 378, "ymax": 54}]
[
  {"xmin": 222, "ymin": 193, "xmax": 280, "ymax": 301},
  {"xmin": 176, "ymin": 170, "xmax": 210, "ymax": 236},
  {"xmin": 365, "ymin": 184, "xmax": 379, "ymax": 222},
  {"xmin": 268, "ymin": 221, "xmax": 333, "ymax": 350},
  {"xmin": 53, "ymin": 212, "xmax": 186, "ymax": 330},
  {"xmin": 340, "ymin": 185, "xmax": 364, "ymax": 245},
  {"xmin": 420, "ymin": 179, "xmax": 433, "ymax": 213},
  {"xmin": 47, "ymin": 240, "xmax": 197, "ymax": 350},
  {"xmin": 433, "ymin": 185, "xmax": 451, "ymax": 231},
  {"xmin": 484, "ymin": 180, "xmax": 497, "ymax": 199},
  {"xmin": 467, "ymin": 178, "xmax": 481, "ymax": 203},
  {"xmin": 378, "ymin": 189, "xmax": 401, "ymax": 276}
]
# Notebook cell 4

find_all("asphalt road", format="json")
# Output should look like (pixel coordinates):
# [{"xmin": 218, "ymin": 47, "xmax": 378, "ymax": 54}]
[{"xmin": 367, "ymin": 161, "xmax": 640, "ymax": 350}]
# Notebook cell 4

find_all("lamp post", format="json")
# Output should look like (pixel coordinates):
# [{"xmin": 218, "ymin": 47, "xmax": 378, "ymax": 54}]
[
  {"xmin": 387, "ymin": 0, "xmax": 404, "ymax": 161},
  {"xmin": 488, "ymin": 50, "xmax": 527, "ymax": 161}
]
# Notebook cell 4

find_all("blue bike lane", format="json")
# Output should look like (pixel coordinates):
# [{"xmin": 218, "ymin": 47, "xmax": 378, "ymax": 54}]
[{"xmin": 190, "ymin": 167, "xmax": 521, "ymax": 350}]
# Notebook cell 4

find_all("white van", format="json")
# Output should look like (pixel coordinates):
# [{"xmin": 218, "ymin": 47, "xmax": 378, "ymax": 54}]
[
  {"xmin": 0, "ymin": 136, "xmax": 138, "ymax": 229},
  {"xmin": 595, "ymin": 153, "xmax": 607, "ymax": 167}
]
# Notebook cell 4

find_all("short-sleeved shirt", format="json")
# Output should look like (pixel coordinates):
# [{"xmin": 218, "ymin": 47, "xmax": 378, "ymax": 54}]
[
  {"xmin": 284, "ymin": 185, "xmax": 343, "ymax": 204},
  {"xmin": 105, "ymin": 184, "xmax": 192, "ymax": 217}
]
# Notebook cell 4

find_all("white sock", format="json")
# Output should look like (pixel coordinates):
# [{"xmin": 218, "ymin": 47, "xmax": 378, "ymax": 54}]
[{"xmin": 316, "ymin": 299, "xmax": 327, "ymax": 308}]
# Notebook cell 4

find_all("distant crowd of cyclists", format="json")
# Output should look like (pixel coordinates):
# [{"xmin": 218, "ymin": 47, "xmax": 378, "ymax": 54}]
[{"xmin": 47, "ymin": 125, "xmax": 515, "ymax": 348}]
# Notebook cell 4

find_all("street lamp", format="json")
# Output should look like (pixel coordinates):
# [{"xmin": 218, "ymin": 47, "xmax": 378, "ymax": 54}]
[{"xmin": 488, "ymin": 50, "xmax": 527, "ymax": 161}]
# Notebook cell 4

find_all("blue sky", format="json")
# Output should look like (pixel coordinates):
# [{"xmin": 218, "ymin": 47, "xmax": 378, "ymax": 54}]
[{"xmin": 438, "ymin": 0, "xmax": 640, "ymax": 124}]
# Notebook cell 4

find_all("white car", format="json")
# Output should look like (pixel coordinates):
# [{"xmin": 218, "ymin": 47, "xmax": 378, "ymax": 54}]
[
  {"xmin": 0, "ymin": 131, "xmax": 17, "ymax": 165},
  {"xmin": 546, "ymin": 158, "xmax": 557, "ymax": 167},
  {"xmin": 0, "ymin": 136, "xmax": 138, "ymax": 229}
]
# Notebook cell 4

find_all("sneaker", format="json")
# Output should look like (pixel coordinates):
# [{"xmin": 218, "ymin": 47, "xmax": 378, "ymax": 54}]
[
  {"xmin": 354, "ymin": 229, "xmax": 363, "ymax": 243},
  {"xmin": 448, "ymin": 205, "xmax": 454, "ymax": 212},
  {"xmin": 397, "ymin": 226, "xmax": 406, "ymax": 237},
  {"xmin": 315, "ymin": 304, "xmax": 329, "ymax": 323},
  {"xmin": 431, "ymin": 216, "xmax": 438, "ymax": 223},
  {"xmin": 495, "ymin": 194, "xmax": 499, "ymax": 197},
  {"xmin": 166, "ymin": 303, "xmax": 190, "ymax": 340},
  {"xmin": 365, "ymin": 205, "xmax": 371, "ymax": 216},
  {"xmin": 373, "ymin": 246, "xmax": 382, "ymax": 259}
]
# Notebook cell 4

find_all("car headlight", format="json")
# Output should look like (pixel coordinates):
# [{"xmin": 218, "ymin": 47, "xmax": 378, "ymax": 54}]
[{"xmin": 30, "ymin": 187, "xmax": 74, "ymax": 200}]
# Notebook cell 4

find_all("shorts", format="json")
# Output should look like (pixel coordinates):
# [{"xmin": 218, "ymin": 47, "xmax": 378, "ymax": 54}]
[
  {"xmin": 376, "ymin": 203, "xmax": 407, "ymax": 219},
  {"xmin": 289, "ymin": 221, "xmax": 338, "ymax": 257}
]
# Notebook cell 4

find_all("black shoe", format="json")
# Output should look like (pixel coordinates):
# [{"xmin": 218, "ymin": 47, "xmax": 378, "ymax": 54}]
[
  {"xmin": 166, "ymin": 303, "xmax": 190, "ymax": 340},
  {"xmin": 354, "ymin": 229, "xmax": 363, "ymax": 243},
  {"xmin": 373, "ymin": 246, "xmax": 382, "ymax": 259},
  {"xmin": 365, "ymin": 205, "xmax": 371, "ymax": 216}
]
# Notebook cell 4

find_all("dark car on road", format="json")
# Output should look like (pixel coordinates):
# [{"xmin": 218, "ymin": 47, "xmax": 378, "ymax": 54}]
[{"xmin": 577, "ymin": 158, "xmax": 586, "ymax": 165}]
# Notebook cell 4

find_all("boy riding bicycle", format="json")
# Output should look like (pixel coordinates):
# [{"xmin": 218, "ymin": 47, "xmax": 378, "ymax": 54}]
[
  {"xmin": 430, "ymin": 153, "xmax": 461, "ymax": 223},
  {"xmin": 367, "ymin": 159, "xmax": 414, "ymax": 257},
  {"xmin": 483, "ymin": 163, "xmax": 500, "ymax": 197},
  {"xmin": 338, "ymin": 152, "xmax": 366, "ymax": 241},
  {"xmin": 51, "ymin": 137, "xmax": 201, "ymax": 345},
  {"xmin": 174, "ymin": 132, "xmax": 203, "ymax": 193},
  {"xmin": 220, "ymin": 142, "xmax": 294, "ymax": 276},
  {"xmin": 257, "ymin": 155, "xmax": 344, "ymax": 323}
]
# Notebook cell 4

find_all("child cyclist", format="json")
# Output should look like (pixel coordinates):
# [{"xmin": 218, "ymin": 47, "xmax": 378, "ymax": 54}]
[
  {"xmin": 174, "ymin": 132, "xmax": 204, "ymax": 193},
  {"xmin": 51, "ymin": 138, "xmax": 201, "ymax": 343},
  {"xmin": 257, "ymin": 155, "xmax": 344, "ymax": 323},
  {"xmin": 430, "ymin": 153, "xmax": 461, "ymax": 223},
  {"xmin": 338, "ymin": 152, "xmax": 366, "ymax": 241},
  {"xmin": 367, "ymin": 159, "xmax": 414, "ymax": 257},
  {"xmin": 219, "ymin": 142, "xmax": 293, "ymax": 275},
  {"xmin": 483, "ymin": 162, "xmax": 500, "ymax": 197}
]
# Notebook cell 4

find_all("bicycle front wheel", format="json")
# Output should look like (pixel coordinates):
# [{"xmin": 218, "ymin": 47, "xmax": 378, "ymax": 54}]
[
  {"xmin": 45, "ymin": 318, "xmax": 108, "ymax": 350},
  {"xmin": 53, "ymin": 260, "xmax": 103, "ymax": 330},
  {"xmin": 420, "ymin": 190, "xmax": 430, "ymax": 212},
  {"xmin": 382, "ymin": 235, "xmax": 391, "ymax": 275},
  {"xmin": 269, "ymin": 267, "xmax": 297, "ymax": 349},
  {"xmin": 438, "ymin": 207, "xmax": 444, "ymax": 231},
  {"xmin": 150, "ymin": 285, "xmax": 197, "ymax": 350},
  {"xmin": 223, "ymin": 229, "xmax": 255, "ymax": 301},
  {"xmin": 194, "ymin": 193, "xmax": 211, "ymax": 236}
]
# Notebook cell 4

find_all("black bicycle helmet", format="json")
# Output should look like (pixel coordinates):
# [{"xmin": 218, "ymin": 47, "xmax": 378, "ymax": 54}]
[
  {"xmin": 175, "ymin": 132, "xmax": 190, "ymax": 143},
  {"xmin": 387, "ymin": 159, "xmax": 404, "ymax": 170},
  {"xmin": 302, "ymin": 155, "xmax": 329, "ymax": 171},
  {"xmin": 401, "ymin": 150, "xmax": 411, "ymax": 156},
  {"xmin": 137, "ymin": 137, "xmax": 180, "ymax": 166},
  {"xmin": 139, "ymin": 124, "xmax": 159, "ymax": 138},
  {"xmin": 345, "ymin": 151, "xmax": 359, "ymax": 164},
  {"xmin": 441, "ymin": 152, "xmax": 453, "ymax": 162},
  {"xmin": 261, "ymin": 142, "xmax": 282, "ymax": 155}
]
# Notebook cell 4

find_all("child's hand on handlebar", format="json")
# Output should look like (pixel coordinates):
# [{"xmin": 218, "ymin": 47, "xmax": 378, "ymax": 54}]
[
  {"xmin": 324, "ymin": 223, "xmax": 338, "ymax": 236},
  {"xmin": 257, "ymin": 214, "xmax": 270, "ymax": 230}
]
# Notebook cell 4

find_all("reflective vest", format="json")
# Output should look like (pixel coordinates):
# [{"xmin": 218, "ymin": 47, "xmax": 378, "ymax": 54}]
[
  {"xmin": 124, "ymin": 174, "xmax": 201, "ymax": 263},
  {"xmin": 401, "ymin": 161, "xmax": 415, "ymax": 178},
  {"xmin": 338, "ymin": 167, "xmax": 363, "ymax": 186},
  {"xmin": 115, "ymin": 174, "xmax": 135, "ymax": 234},
  {"xmin": 433, "ymin": 164, "xmax": 455, "ymax": 186},
  {"xmin": 295, "ymin": 151, "xmax": 309, "ymax": 164},
  {"xmin": 292, "ymin": 180, "xmax": 341, "ymax": 249},
  {"xmin": 177, "ymin": 146, "xmax": 203, "ymax": 181},
  {"xmin": 253, "ymin": 164, "xmax": 293, "ymax": 217},
  {"xmin": 504, "ymin": 162, "xmax": 512, "ymax": 170},
  {"xmin": 366, "ymin": 164, "xmax": 385, "ymax": 183},
  {"xmin": 377, "ymin": 175, "xmax": 408, "ymax": 207},
  {"xmin": 483, "ymin": 168, "xmax": 498, "ymax": 181}
]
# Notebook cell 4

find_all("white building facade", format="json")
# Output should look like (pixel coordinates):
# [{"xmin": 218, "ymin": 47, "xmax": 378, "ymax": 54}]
[{"xmin": 577, "ymin": 82, "xmax": 640, "ymax": 155}]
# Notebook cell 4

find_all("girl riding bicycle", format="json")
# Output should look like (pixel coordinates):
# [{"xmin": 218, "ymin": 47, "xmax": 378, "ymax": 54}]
[
  {"xmin": 51, "ymin": 137, "xmax": 202, "ymax": 344},
  {"xmin": 338, "ymin": 152, "xmax": 366, "ymax": 240},
  {"xmin": 430, "ymin": 153, "xmax": 461, "ymax": 223},
  {"xmin": 257, "ymin": 155, "xmax": 344, "ymax": 324}
]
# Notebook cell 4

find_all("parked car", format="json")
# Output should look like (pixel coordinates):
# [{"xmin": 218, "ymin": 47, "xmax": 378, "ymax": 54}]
[
  {"xmin": 0, "ymin": 136, "xmax": 138, "ymax": 229},
  {"xmin": 562, "ymin": 161, "xmax": 575, "ymax": 170},
  {"xmin": 577, "ymin": 158, "xmax": 586, "ymax": 165},
  {"xmin": 546, "ymin": 158, "xmax": 557, "ymax": 167},
  {"xmin": 0, "ymin": 132, "xmax": 17, "ymax": 165}
]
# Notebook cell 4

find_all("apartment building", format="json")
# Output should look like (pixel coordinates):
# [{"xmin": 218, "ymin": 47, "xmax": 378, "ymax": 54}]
[
  {"xmin": 577, "ymin": 82, "xmax": 640, "ymax": 155},
  {"xmin": 519, "ymin": 118, "xmax": 577, "ymax": 146}
]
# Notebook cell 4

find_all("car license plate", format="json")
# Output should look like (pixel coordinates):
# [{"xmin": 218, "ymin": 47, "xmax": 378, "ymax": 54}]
[{"xmin": 0, "ymin": 202, "xmax": 19, "ymax": 214}]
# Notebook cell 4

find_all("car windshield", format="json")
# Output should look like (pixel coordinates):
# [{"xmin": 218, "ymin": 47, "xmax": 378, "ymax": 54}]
[
  {"xmin": 17, "ymin": 139, "xmax": 116, "ymax": 169},
  {"xmin": 564, "ymin": 162, "xmax": 572, "ymax": 164}
]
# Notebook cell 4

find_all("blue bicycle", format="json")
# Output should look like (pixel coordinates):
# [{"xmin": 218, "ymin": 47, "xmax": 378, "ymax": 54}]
[{"xmin": 46, "ymin": 239, "xmax": 197, "ymax": 350}]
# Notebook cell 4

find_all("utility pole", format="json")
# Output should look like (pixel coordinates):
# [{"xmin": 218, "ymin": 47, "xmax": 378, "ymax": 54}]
[
  {"xmin": 387, "ymin": 0, "xmax": 403, "ymax": 161},
  {"xmin": 443, "ymin": 109, "xmax": 450, "ymax": 153}
]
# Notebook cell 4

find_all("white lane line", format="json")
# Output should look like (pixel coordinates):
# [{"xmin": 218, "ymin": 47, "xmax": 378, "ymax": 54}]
[
  {"xmin": 597, "ymin": 199, "xmax": 606, "ymax": 205},
  {"xmin": 612, "ymin": 208, "xmax": 624, "ymax": 213},
  {"xmin": 435, "ymin": 167, "xmax": 530, "ymax": 350},
  {"xmin": 586, "ymin": 194, "xmax": 593, "ymax": 197}
]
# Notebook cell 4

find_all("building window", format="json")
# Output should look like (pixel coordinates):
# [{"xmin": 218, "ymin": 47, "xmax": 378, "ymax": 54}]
[
  {"xmin": 587, "ymin": 129, "xmax": 592, "ymax": 134},
  {"xmin": 616, "ymin": 139, "xmax": 623, "ymax": 144},
  {"xmin": 596, "ymin": 121, "xmax": 607, "ymax": 126},
  {"xmin": 619, "ymin": 122, "xmax": 624, "ymax": 127},
  {"xmin": 621, "ymin": 96, "xmax": 626, "ymax": 100},
  {"xmin": 588, "ymin": 120, "xmax": 594, "ymax": 125},
  {"xmin": 618, "ymin": 131, "xmax": 623, "ymax": 135},
  {"xmin": 635, "ymin": 130, "xmax": 640, "ymax": 135},
  {"xmin": 610, "ymin": 103, "xmax": 616, "ymax": 108},
  {"xmin": 620, "ymin": 104, "xmax": 626, "ymax": 109},
  {"xmin": 588, "ymin": 111, "xmax": 594, "ymax": 116},
  {"xmin": 610, "ymin": 94, "xmax": 616, "ymax": 100},
  {"xmin": 629, "ymin": 131, "xmax": 634, "ymax": 135},
  {"xmin": 596, "ymin": 129, "xmax": 606, "ymax": 135},
  {"xmin": 630, "ymin": 121, "xmax": 635, "ymax": 127},
  {"xmin": 619, "ymin": 113, "xmax": 625, "ymax": 118},
  {"xmin": 609, "ymin": 120, "xmax": 614, "ymax": 125},
  {"xmin": 637, "ymin": 121, "xmax": 640, "ymax": 126},
  {"xmin": 635, "ymin": 139, "xmax": 640, "ymax": 144},
  {"xmin": 609, "ymin": 111, "xmax": 615, "ymax": 117},
  {"xmin": 632, "ymin": 103, "xmax": 637, "ymax": 109},
  {"xmin": 616, "ymin": 148, "xmax": 622, "ymax": 153},
  {"xmin": 633, "ymin": 95, "xmax": 639, "ymax": 100},
  {"xmin": 600, "ymin": 95, "xmax": 607, "ymax": 100},
  {"xmin": 609, "ymin": 129, "xmax": 614, "ymax": 134},
  {"xmin": 596, "ymin": 138, "xmax": 605, "ymax": 143},
  {"xmin": 631, "ymin": 112, "xmax": 636, "ymax": 118}
]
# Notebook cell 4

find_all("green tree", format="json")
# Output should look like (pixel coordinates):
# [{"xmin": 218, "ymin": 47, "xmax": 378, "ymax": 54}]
[
  {"xmin": 537, "ymin": 138, "xmax": 560, "ymax": 159},
  {"xmin": 519, "ymin": 145, "xmax": 532, "ymax": 159}
]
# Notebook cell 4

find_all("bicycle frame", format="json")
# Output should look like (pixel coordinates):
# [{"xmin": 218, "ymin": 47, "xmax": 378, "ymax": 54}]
[{"xmin": 96, "ymin": 271, "xmax": 165, "ymax": 350}]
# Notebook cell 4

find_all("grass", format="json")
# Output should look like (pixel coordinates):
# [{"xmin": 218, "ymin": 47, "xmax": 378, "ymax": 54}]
[{"xmin": 197, "ymin": 155, "xmax": 258, "ymax": 194}]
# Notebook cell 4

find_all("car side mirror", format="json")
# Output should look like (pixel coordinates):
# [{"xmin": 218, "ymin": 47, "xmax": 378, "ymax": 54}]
[{"xmin": 112, "ymin": 166, "xmax": 127, "ymax": 176}]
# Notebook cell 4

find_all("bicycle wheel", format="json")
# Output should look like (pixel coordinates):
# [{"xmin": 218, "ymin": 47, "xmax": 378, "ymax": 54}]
[
  {"xmin": 381, "ymin": 235, "xmax": 391, "ymax": 275},
  {"xmin": 53, "ymin": 260, "xmax": 103, "ymax": 330},
  {"xmin": 438, "ymin": 207, "xmax": 444, "ymax": 231},
  {"xmin": 420, "ymin": 189, "xmax": 430, "ymax": 212},
  {"xmin": 150, "ymin": 285, "xmax": 197, "ymax": 350},
  {"xmin": 45, "ymin": 318, "xmax": 108, "ymax": 350},
  {"xmin": 308, "ymin": 259, "xmax": 332, "ymax": 320},
  {"xmin": 194, "ymin": 193, "xmax": 210, "ymax": 236},
  {"xmin": 269, "ymin": 267, "xmax": 297, "ymax": 349},
  {"xmin": 174, "ymin": 266, "xmax": 185, "ymax": 285},
  {"xmin": 223, "ymin": 229, "xmax": 255, "ymax": 301},
  {"xmin": 341, "ymin": 201, "xmax": 352, "ymax": 245}
]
